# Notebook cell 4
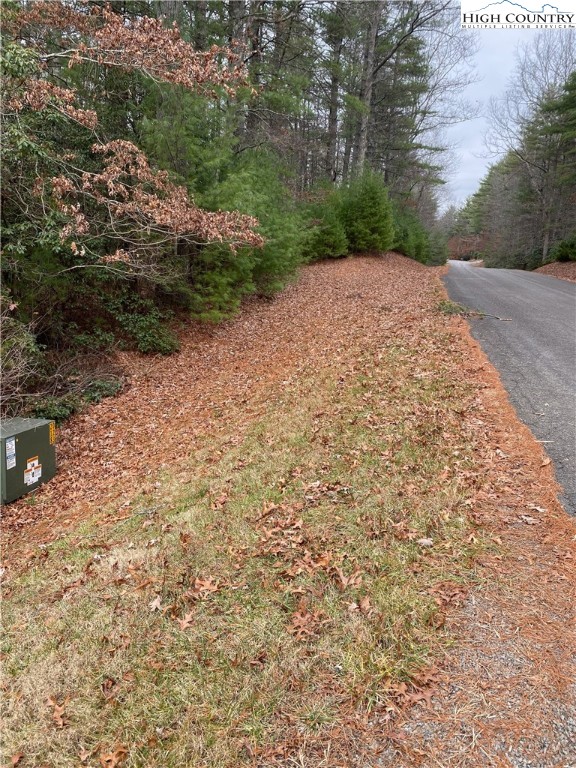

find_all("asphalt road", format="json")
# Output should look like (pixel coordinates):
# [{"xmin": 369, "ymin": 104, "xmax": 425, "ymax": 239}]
[{"xmin": 443, "ymin": 261, "xmax": 576, "ymax": 515}]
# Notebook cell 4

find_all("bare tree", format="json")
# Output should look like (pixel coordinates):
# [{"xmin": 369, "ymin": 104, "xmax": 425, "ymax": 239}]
[{"xmin": 486, "ymin": 31, "xmax": 576, "ymax": 261}]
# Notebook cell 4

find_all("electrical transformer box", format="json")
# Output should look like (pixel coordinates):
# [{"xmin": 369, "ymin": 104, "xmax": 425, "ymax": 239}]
[{"xmin": 0, "ymin": 417, "xmax": 57, "ymax": 504}]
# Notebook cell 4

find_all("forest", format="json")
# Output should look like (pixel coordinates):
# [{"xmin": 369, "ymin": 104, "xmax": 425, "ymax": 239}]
[
  {"xmin": 1, "ymin": 1, "xmax": 573, "ymax": 419},
  {"xmin": 444, "ymin": 31, "xmax": 576, "ymax": 268}
]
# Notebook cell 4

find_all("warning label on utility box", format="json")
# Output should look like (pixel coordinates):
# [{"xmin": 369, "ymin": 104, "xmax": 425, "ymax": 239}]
[
  {"xmin": 24, "ymin": 456, "xmax": 42, "ymax": 486},
  {"xmin": 6, "ymin": 437, "xmax": 16, "ymax": 470}
]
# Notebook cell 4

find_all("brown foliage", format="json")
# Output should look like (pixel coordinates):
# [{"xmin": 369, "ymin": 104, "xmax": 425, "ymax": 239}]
[
  {"xmin": 48, "ymin": 140, "xmax": 263, "ymax": 257},
  {"xmin": 6, "ymin": 1, "xmax": 262, "ymax": 260},
  {"xmin": 14, "ymin": 2, "xmax": 248, "ymax": 95}
]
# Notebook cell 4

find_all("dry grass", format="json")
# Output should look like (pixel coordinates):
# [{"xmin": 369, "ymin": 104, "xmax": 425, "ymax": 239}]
[{"xmin": 1, "ymin": 256, "xmax": 490, "ymax": 767}]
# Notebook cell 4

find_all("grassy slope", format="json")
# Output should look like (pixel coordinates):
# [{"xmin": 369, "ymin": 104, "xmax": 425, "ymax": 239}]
[{"xmin": 2, "ymin": 255, "xmax": 489, "ymax": 767}]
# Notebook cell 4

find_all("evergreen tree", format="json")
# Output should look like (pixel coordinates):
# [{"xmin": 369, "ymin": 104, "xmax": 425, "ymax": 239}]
[{"xmin": 340, "ymin": 171, "xmax": 395, "ymax": 253}]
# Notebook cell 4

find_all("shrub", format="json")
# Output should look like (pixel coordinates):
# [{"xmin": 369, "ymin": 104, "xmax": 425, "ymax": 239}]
[
  {"xmin": 32, "ymin": 394, "xmax": 81, "ymax": 423},
  {"xmin": 392, "ymin": 203, "xmax": 430, "ymax": 264},
  {"xmin": 71, "ymin": 328, "xmax": 116, "ymax": 352},
  {"xmin": 197, "ymin": 152, "xmax": 307, "ymax": 309},
  {"xmin": 0, "ymin": 295, "xmax": 42, "ymax": 417},
  {"xmin": 82, "ymin": 377, "xmax": 123, "ymax": 403},
  {"xmin": 340, "ymin": 172, "xmax": 395, "ymax": 254},
  {"xmin": 188, "ymin": 243, "xmax": 256, "ymax": 322},
  {"xmin": 119, "ymin": 312, "xmax": 179, "ymax": 355},
  {"xmin": 549, "ymin": 235, "xmax": 576, "ymax": 263},
  {"xmin": 104, "ymin": 295, "xmax": 180, "ymax": 354},
  {"xmin": 302, "ymin": 192, "xmax": 349, "ymax": 262},
  {"xmin": 426, "ymin": 231, "xmax": 448, "ymax": 266}
]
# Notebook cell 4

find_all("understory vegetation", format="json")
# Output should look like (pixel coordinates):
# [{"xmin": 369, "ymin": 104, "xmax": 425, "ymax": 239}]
[{"xmin": 0, "ymin": 0, "xmax": 473, "ymax": 418}]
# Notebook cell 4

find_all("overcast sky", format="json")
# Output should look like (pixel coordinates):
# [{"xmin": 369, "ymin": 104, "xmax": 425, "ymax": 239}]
[{"xmin": 443, "ymin": 28, "xmax": 546, "ymax": 209}]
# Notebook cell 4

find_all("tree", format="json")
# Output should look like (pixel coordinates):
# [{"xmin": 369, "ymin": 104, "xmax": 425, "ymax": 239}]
[
  {"xmin": 340, "ymin": 171, "xmax": 395, "ymax": 253},
  {"xmin": 2, "ymin": 1, "xmax": 263, "ymax": 270},
  {"xmin": 0, "ymin": 0, "xmax": 267, "ymax": 412},
  {"xmin": 485, "ymin": 31, "xmax": 576, "ymax": 263}
]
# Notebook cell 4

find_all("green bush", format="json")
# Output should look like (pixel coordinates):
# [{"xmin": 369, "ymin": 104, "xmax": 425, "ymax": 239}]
[
  {"xmin": 549, "ymin": 235, "xmax": 576, "ymax": 262},
  {"xmin": 33, "ymin": 394, "xmax": 81, "ymax": 424},
  {"xmin": 302, "ymin": 192, "xmax": 349, "ymax": 262},
  {"xmin": 31, "ymin": 377, "xmax": 122, "ymax": 423},
  {"xmin": 339, "ymin": 172, "xmax": 395, "ymax": 254},
  {"xmin": 82, "ymin": 378, "xmax": 123, "ymax": 403},
  {"xmin": 197, "ymin": 152, "xmax": 307, "ymax": 310},
  {"xmin": 426, "ymin": 231, "xmax": 448, "ymax": 266},
  {"xmin": 71, "ymin": 328, "xmax": 116, "ymax": 352},
  {"xmin": 104, "ymin": 295, "xmax": 180, "ymax": 355},
  {"xmin": 119, "ymin": 312, "xmax": 179, "ymax": 355},
  {"xmin": 393, "ymin": 203, "xmax": 430, "ymax": 264},
  {"xmin": 188, "ymin": 243, "xmax": 257, "ymax": 322}
]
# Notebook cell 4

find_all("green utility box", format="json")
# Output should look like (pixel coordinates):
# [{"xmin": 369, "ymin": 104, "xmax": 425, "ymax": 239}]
[{"xmin": 0, "ymin": 418, "xmax": 57, "ymax": 504}]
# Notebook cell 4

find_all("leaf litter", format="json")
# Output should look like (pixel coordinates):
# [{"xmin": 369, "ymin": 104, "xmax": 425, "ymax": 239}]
[{"xmin": 2, "ymin": 253, "xmax": 575, "ymax": 767}]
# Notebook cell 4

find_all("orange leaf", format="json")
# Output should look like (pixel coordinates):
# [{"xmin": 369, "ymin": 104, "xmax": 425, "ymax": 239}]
[
  {"xmin": 99, "ymin": 745, "xmax": 128, "ymax": 768},
  {"xmin": 47, "ymin": 696, "xmax": 69, "ymax": 728}
]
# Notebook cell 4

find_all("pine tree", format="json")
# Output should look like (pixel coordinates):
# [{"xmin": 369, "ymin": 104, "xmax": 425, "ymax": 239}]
[{"xmin": 340, "ymin": 171, "xmax": 395, "ymax": 253}]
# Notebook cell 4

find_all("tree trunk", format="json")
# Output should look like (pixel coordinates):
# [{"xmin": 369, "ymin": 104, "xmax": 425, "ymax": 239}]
[
  {"xmin": 325, "ymin": 2, "xmax": 345, "ymax": 182},
  {"xmin": 228, "ymin": 0, "xmax": 246, "ymax": 44},
  {"xmin": 354, "ymin": 0, "xmax": 384, "ymax": 175}
]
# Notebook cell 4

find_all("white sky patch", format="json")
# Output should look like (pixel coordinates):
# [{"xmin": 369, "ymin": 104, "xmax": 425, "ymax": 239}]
[{"xmin": 443, "ymin": 27, "xmax": 551, "ymax": 208}]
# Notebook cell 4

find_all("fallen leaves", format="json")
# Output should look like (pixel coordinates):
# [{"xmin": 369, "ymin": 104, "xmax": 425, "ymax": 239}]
[
  {"xmin": 47, "ymin": 696, "xmax": 69, "ymax": 728},
  {"xmin": 148, "ymin": 595, "xmax": 163, "ymax": 612},
  {"xmin": 347, "ymin": 595, "xmax": 372, "ymax": 615},
  {"xmin": 333, "ymin": 567, "xmax": 363, "ymax": 590},
  {"xmin": 185, "ymin": 576, "xmax": 221, "ymax": 600},
  {"xmin": 5, "ymin": 253, "xmax": 574, "ymax": 768},
  {"xmin": 287, "ymin": 603, "xmax": 330, "ymax": 641},
  {"xmin": 427, "ymin": 581, "xmax": 468, "ymax": 608},
  {"xmin": 101, "ymin": 677, "xmax": 119, "ymax": 701}
]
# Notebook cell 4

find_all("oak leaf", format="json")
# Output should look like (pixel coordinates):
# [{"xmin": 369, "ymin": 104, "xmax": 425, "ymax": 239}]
[
  {"xmin": 176, "ymin": 612, "xmax": 195, "ymax": 630},
  {"xmin": 149, "ymin": 595, "xmax": 163, "ymax": 612},
  {"xmin": 99, "ymin": 745, "xmax": 128, "ymax": 768},
  {"xmin": 47, "ymin": 696, "xmax": 69, "ymax": 728}
]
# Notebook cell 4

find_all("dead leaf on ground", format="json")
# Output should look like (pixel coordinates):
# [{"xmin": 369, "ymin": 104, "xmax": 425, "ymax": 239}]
[
  {"xmin": 47, "ymin": 696, "xmax": 69, "ymax": 728},
  {"xmin": 99, "ymin": 745, "xmax": 128, "ymax": 768},
  {"xmin": 287, "ymin": 598, "xmax": 330, "ymax": 640},
  {"xmin": 333, "ymin": 567, "xmax": 363, "ymax": 590},
  {"xmin": 149, "ymin": 595, "xmax": 163, "ymax": 612},
  {"xmin": 101, "ymin": 677, "xmax": 119, "ymax": 700},
  {"xmin": 79, "ymin": 746, "xmax": 94, "ymax": 763},
  {"xmin": 176, "ymin": 611, "xmax": 195, "ymax": 630},
  {"xmin": 185, "ymin": 576, "xmax": 220, "ymax": 600}
]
